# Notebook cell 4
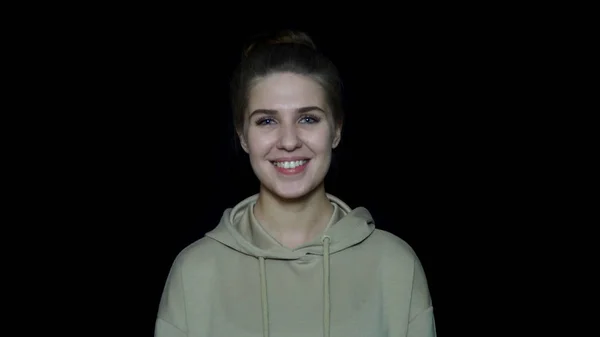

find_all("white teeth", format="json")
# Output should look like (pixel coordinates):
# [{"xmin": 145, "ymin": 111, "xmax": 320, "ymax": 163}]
[{"xmin": 272, "ymin": 160, "xmax": 307, "ymax": 169}]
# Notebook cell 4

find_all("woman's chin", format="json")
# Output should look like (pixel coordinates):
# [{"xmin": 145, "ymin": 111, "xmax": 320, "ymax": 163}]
[{"xmin": 263, "ymin": 182, "xmax": 322, "ymax": 202}]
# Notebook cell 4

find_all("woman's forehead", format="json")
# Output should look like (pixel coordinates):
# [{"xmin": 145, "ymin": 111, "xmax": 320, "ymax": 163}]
[{"xmin": 248, "ymin": 72, "xmax": 326, "ymax": 111}]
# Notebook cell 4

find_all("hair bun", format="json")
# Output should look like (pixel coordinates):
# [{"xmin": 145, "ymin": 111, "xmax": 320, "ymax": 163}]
[{"xmin": 243, "ymin": 30, "xmax": 317, "ymax": 57}]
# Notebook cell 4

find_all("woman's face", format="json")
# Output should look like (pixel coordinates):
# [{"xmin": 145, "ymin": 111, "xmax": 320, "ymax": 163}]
[{"xmin": 239, "ymin": 72, "xmax": 341, "ymax": 200}]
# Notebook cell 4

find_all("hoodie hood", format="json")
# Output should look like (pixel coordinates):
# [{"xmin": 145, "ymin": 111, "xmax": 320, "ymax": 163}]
[{"xmin": 205, "ymin": 193, "xmax": 375, "ymax": 260}]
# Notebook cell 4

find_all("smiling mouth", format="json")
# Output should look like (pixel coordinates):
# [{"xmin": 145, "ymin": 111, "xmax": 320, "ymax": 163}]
[
  {"xmin": 270, "ymin": 159, "xmax": 308, "ymax": 169},
  {"xmin": 270, "ymin": 159, "xmax": 310, "ymax": 175}
]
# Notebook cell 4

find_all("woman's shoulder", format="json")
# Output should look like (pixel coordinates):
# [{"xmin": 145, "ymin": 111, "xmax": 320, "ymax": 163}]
[
  {"xmin": 367, "ymin": 229, "xmax": 421, "ymax": 262},
  {"xmin": 364, "ymin": 229, "xmax": 431, "ymax": 282},
  {"xmin": 169, "ymin": 236, "xmax": 225, "ymax": 270}
]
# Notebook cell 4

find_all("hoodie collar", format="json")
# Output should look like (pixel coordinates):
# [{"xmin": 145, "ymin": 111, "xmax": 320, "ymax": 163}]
[
  {"xmin": 237, "ymin": 198, "xmax": 345, "ymax": 252},
  {"xmin": 206, "ymin": 194, "xmax": 375, "ymax": 260}
]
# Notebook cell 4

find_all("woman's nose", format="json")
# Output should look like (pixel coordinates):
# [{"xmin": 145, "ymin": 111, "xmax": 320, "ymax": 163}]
[{"xmin": 276, "ymin": 124, "xmax": 302, "ymax": 151}]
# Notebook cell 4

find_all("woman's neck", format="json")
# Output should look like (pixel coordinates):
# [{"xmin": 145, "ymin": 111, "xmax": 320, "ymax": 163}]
[{"xmin": 254, "ymin": 184, "xmax": 333, "ymax": 249}]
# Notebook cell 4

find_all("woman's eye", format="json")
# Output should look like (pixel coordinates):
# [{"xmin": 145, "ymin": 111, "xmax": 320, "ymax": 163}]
[
  {"xmin": 256, "ymin": 118, "xmax": 275, "ymax": 125},
  {"xmin": 300, "ymin": 116, "xmax": 320, "ymax": 124}
]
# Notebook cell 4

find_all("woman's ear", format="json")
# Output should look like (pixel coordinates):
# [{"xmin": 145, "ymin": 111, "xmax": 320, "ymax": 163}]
[
  {"xmin": 332, "ymin": 124, "xmax": 342, "ymax": 149},
  {"xmin": 237, "ymin": 130, "xmax": 249, "ymax": 153}
]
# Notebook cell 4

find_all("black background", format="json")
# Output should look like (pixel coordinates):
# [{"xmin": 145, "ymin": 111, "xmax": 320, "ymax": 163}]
[{"xmin": 30, "ymin": 9, "xmax": 546, "ymax": 336}]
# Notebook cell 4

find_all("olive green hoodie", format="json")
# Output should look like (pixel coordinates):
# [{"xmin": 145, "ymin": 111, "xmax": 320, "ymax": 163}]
[{"xmin": 155, "ymin": 194, "xmax": 436, "ymax": 337}]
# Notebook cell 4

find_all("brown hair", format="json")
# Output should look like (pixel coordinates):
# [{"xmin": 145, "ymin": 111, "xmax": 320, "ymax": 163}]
[{"xmin": 230, "ymin": 30, "xmax": 344, "ymax": 136}]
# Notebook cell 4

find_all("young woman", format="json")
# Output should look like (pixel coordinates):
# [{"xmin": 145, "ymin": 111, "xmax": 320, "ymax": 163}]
[{"xmin": 155, "ymin": 30, "xmax": 436, "ymax": 337}]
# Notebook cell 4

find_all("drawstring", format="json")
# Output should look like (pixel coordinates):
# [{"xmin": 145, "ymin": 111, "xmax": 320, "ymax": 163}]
[
  {"xmin": 258, "ymin": 236, "xmax": 332, "ymax": 337},
  {"xmin": 321, "ymin": 235, "xmax": 331, "ymax": 337},
  {"xmin": 259, "ymin": 257, "xmax": 269, "ymax": 337}
]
